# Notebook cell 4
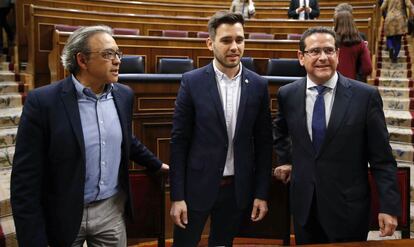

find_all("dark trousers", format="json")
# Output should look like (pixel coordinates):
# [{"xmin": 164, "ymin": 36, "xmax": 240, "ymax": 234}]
[
  {"xmin": 386, "ymin": 35, "xmax": 402, "ymax": 59},
  {"xmin": 0, "ymin": 7, "xmax": 14, "ymax": 50},
  {"xmin": 294, "ymin": 193, "xmax": 367, "ymax": 245},
  {"xmin": 172, "ymin": 183, "xmax": 244, "ymax": 247}
]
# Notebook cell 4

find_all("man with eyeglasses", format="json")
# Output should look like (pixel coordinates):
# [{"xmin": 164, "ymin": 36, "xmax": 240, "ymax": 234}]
[
  {"xmin": 11, "ymin": 25, "xmax": 168, "ymax": 247},
  {"xmin": 273, "ymin": 26, "xmax": 400, "ymax": 244}
]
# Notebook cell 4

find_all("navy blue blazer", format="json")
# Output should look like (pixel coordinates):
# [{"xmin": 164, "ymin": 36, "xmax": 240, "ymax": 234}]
[
  {"xmin": 11, "ymin": 77, "xmax": 162, "ymax": 247},
  {"xmin": 288, "ymin": 0, "xmax": 320, "ymax": 19},
  {"xmin": 273, "ymin": 73, "xmax": 400, "ymax": 239},
  {"xmin": 170, "ymin": 63, "xmax": 273, "ymax": 211}
]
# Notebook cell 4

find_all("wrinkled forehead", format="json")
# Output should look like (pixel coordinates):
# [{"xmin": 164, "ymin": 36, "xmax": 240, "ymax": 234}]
[{"xmin": 304, "ymin": 33, "xmax": 335, "ymax": 49}]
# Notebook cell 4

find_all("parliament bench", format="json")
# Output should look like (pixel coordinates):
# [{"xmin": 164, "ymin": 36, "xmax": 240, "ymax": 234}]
[{"xmin": 27, "ymin": 5, "xmax": 372, "ymax": 86}]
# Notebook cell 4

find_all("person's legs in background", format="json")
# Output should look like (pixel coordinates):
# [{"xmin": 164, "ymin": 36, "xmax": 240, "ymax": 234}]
[
  {"xmin": 0, "ymin": 6, "xmax": 14, "ymax": 54},
  {"xmin": 391, "ymin": 35, "xmax": 402, "ymax": 63}
]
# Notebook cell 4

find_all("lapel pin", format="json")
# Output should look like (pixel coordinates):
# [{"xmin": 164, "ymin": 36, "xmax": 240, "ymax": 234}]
[{"xmin": 245, "ymin": 79, "xmax": 249, "ymax": 84}]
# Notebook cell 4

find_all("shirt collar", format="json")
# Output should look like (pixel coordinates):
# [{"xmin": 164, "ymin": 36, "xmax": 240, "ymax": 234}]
[
  {"xmin": 212, "ymin": 59, "xmax": 243, "ymax": 81},
  {"xmin": 72, "ymin": 74, "xmax": 114, "ymax": 99},
  {"xmin": 306, "ymin": 72, "xmax": 338, "ymax": 91}
]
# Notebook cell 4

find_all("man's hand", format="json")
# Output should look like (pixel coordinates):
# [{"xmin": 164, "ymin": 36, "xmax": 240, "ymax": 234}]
[
  {"xmin": 160, "ymin": 163, "xmax": 169, "ymax": 172},
  {"xmin": 378, "ymin": 213, "xmax": 398, "ymax": 237},
  {"xmin": 305, "ymin": 7, "xmax": 312, "ymax": 13},
  {"xmin": 170, "ymin": 200, "xmax": 188, "ymax": 228},
  {"xmin": 296, "ymin": 7, "xmax": 305, "ymax": 13},
  {"xmin": 273, "ymin": 165, "xmax": 292, "ymax": 184},
  {"xmin": 251, "ymin": 199, "xmax": 268, "ymax": 222}
]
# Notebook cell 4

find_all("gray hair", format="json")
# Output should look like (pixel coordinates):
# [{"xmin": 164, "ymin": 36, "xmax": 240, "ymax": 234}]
[{"xmin": 61, "ymin": 25, "xmax": 113, "ymax": 75}]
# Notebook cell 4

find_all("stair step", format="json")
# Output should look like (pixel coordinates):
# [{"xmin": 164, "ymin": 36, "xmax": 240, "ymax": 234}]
[
  {"xmin": 378, "ymin": 56, "xmax": 411, "ymax": 63},
  {"xmin": 0, "ymin": 128, "xmax": 17, "ymax": 148},
  {"xmin": 0, "ymin": 81, "xmax": 26, "ymax": 94},
  {"xmin": 0, "ymin": 72, "xmax": 15, "ymax": 82},
  {"xmin": 378, "ymin": 86, "xmax": 413, "ymax": 98},
  {"xmin": 390, "ymin": 142, "xmax": 414, "ymax": 163},
  {"xmin": 0, "ymin": 215, "xmax": 16, "ymax": 247},
  {"xmin": 379, "ymin": 50, "xmax": 408, "ymax": 57},
  {"xmin": 0, "ymin": 62, "xmax": 11, "ymax": 72},
  {"xmin": 0, "ymin": 107, "xmax": 22, "ymax": 128},
  {"xmin": 377, "ymin": 62, "xmax": 412, "ymax": 70},
  {"xmin": 0, "ymin": 93, "xmax": 24, "ymax": 109},
  {"xmin": 384, "ymin": 110, "xmax": 413, "ymax": 128},
  {"xmin": 0, "ymin": 168, "xmax": 11, "ymax": 218},
  {"xmin": 0, "ymin": 147, "xmax": 14, "ymax": 169},
  {"xmin": 376, "ymin": 69, "xmax": 412, "ymax": 78},
  {"xmin": 370, "ymin": 77, "xmax": 413, "ymax": 87},
  {"xmin": 388, "ymin": 126, "xmax": 414, "ymax": 143},
  {"xmin": 382, "ymin": 97, "xmax": 414, "ymax": 111}
]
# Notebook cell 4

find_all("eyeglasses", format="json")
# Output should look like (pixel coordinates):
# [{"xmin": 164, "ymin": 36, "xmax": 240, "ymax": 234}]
[
  {"xmin": 302, "ymin": 47, "xmax": 337, "ymax": 57},
  {"xmin": 86, "ymin": 49, "xmax": 123, "ymax": 60}
]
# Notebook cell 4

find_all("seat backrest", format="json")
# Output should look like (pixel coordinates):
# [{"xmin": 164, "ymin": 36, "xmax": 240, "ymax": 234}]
[
  {"xmin": 266, "ymin": 58, "xmax": 306, "ymax": 77},
  {"xmin": 240, "ymin": 57, "xmax": 256, "ymax": 72},
  {"xmin": 114, "ymin": 28, "xmax": 140, "ymax": 36},
  {"xmin": 369, "ymin": 167, "xmax": 410, "ymax": 238},
  {"xmin": 196, "ymin": 31, "xmax": 209, "ymax": 38},
  {"xmin": 287, "ymin": 33, "xmax": 302, "ymax": 40},
  {"xmin": 54, "ymin": 24, "xmax": 81, "ymax": 32},
  {"xmin": 158, "ymin": 58, "xmax": 194, "ymax": 74},
  {"xmin": 162, "ymin": 30, "xmax": 189, "ymax": 38},
  {"xmin": 248, "ymin": 32, "xmax": 273, "ymax": 39},
  {"xmin": 119, "ymin": 56, "xmax": 145, "ymax": 74}
]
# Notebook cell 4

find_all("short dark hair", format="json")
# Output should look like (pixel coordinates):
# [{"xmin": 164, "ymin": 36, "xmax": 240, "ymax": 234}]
[
  {"xmin": 299, "ymin": 26, "xmax": 338, "ymax": 52},
  {"xmin": 207, "ymin": 11, "xmax": 244, "ymax": 40}
]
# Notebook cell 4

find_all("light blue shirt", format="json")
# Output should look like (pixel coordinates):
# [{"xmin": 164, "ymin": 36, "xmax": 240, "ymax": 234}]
[{"xmin": 72, "ymin": 75, "xmax": 123, "ymax": 204}]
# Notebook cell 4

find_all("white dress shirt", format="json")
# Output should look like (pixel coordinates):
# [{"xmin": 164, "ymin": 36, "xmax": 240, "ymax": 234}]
[
  {"xmin": 305, "ymin": 72, "xmax": 338, "ymax": 140},
  {"xmin": 298, "ymin": 0, "xmax": 310, "ymax": 20},
  {"xmin": 213, "ymin": 60, "xmax": 242, "ymax": 176}
]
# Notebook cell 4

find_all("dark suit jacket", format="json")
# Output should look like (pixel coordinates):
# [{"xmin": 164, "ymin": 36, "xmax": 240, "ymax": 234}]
[
  {"xmin": 170, "ymin": 63, "xmax": 272, "ymax": 211},
  {"xmin": 288, "ymin": 0, "xmax": 320, "ymax": 19},
  {"xmin": 11, "ymin": 76, "xmax": 162, "ymax": 247},
  {"xmin": 273, "ymin": 74, "xmax": 400, "ymax": 239}
]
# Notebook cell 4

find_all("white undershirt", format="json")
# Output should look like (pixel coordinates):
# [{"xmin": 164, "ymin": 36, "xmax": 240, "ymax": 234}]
[
  {"xmin": 213, "ymin": 60, "xmax": 242, "ymax": 176},
  {"xmin": 298, "ymin": 0, "xmax": 310, "ymax": 20},
  {"xmin": 305, "ymin": 72, "xmax": 338, "ymax": 140}
]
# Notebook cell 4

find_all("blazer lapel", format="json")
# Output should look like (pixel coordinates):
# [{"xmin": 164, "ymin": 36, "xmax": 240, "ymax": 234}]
[
  {"xmin": 60, "ymin": 77, "xmax": 86, "ymax": 158},
  {"xmin": 317, "ymin": 75, "xmax": 352, "ymax": 156},
  {"xmin": 111, "ymin": 84, "xmax": 128, "ymax": 146},
  {"xmin": 234, "ymin": 68, "xmax": 249, "ymax": 142},
  {"xmin": 294, "ymin": 79, "xmax": 315, "ymax": 156},
  {"xmin": 206, "ymin": 64, "xmax": 228, "ymax": 136}
]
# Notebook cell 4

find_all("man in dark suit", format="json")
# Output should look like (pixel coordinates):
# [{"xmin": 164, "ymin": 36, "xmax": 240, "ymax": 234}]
[
  {"xmin": 169, "ymin": 11, "xmax": 272, "ymax": 247},
  {"xmin": 11, "ymin": 25, "xmax": 168, "ymax": 247},
  {"xmin": 288, "ymin": 0, "xmax": 320, "ymax": 20},
  {"xmin": 273, "ymin": 26, "xmax": 400, "ymax": 244}
]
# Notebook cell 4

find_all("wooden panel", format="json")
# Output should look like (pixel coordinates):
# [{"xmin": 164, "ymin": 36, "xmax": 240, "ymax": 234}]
[
  {"xmin": 29, "ymin": 4, "xmax": 373, "ymax": 86},
  {"xmin": 48, "ymin": 31, "xmax": 299, "ymax": 84},
  {"xmin": 127, "ymin": 171, "xmax": 165, "ymax": 240}
]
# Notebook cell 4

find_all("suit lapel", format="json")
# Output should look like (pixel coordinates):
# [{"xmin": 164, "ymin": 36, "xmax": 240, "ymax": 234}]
[
  {"xmin": 111, "ymin": 84, "xmax": 128, "ymax": 147},
  {"xmin": 294, "ymin": 79, "xmax": 315, "ymax": 156},
  {"xmin": 206, "ymin": 64, "xmax": 228, "ymax": 135},
  {"xmin": 318, "ymin": 75, "xmax": 352, "ymax": 156},
  {"xmin": 60, "ymin": 77, "xmax": 85, "ymax": 158},
  {"xmin": 234, "ymin": 68, "xmax": 249, "ymax": 142}
]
